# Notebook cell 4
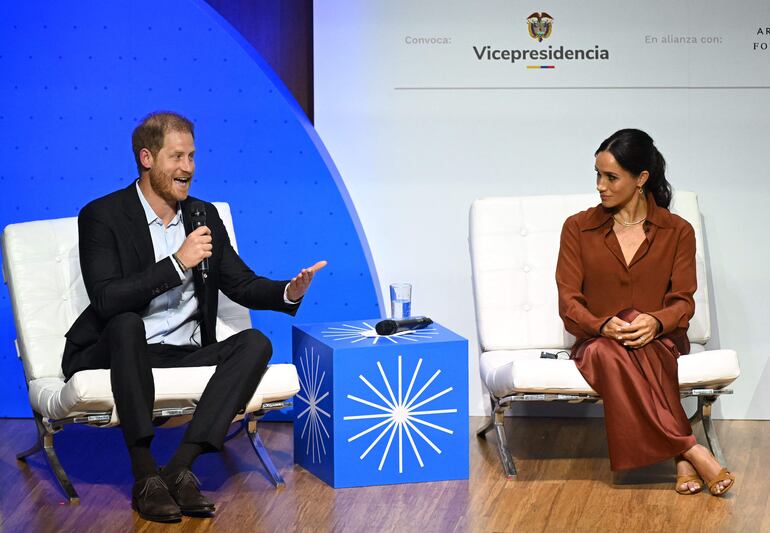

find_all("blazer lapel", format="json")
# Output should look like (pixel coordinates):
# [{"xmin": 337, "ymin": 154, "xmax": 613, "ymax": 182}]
[
  {"xmin": 119, "ymin": 183, "xmax": 156, "ymax": 268},
  {"xmin": 180, "ymin": 197, "xmax": 195, "ymax": 236}
]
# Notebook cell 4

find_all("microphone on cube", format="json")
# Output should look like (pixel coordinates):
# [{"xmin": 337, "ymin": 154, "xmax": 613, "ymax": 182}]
[
  {"xmin": 188, "ymin": 201, "xmax": 209, "ymax": 281},
  {"xmin": 375, "ymin": 316, "xmax": 433, "ymax": 336}
]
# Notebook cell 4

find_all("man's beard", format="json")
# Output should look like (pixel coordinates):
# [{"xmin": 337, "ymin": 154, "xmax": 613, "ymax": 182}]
[{"xmin": 149, "ymin": 165, "xmax": 190, "ymax": 203}]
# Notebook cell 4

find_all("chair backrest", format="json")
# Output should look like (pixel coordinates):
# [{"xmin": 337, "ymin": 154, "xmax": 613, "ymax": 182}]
[
  {"xmin": 2, "ymin": 202, "xmax": 252, "ymax": 381},
  {"xmin": 469, "ymin": 191, "xmax": 710, "ymax": 353}
]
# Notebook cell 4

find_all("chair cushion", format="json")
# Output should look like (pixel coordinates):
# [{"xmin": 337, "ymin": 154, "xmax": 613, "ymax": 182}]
[
  {"xmin": 28, "ymin": 364, "xmax": 299, "ymax": 421},
  {"xmin": 480, "ymin": 347, "xmax": 740, "ymax": 398}
]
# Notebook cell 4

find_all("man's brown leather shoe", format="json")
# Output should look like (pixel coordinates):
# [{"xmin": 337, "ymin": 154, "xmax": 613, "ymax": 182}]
[
  {"xmin": 131, "ymin": 475, "xmax": 182, "ymax": 523},
  {"xmin": 161, "ymin": 468, "xmax": 216, "ymax": 516}
]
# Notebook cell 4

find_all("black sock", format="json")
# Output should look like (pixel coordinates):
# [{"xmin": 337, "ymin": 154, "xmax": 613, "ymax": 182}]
[
  {"xmin": 129, "ymin": 438, "xmax": 157, "ymax": 481},
  {"xmin": 165, "ymin": 442, "xmax": 205, "ymax": 474}
]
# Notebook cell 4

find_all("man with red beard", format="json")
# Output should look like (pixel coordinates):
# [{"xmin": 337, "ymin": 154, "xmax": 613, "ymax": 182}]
[{"xmin": 62, "ymin": 112, "xmax": 325, "ymax": 522}]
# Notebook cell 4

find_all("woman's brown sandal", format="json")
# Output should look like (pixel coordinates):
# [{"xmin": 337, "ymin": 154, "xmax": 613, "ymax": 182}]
[
  {"xmin": 675, "ymin": 474, "xmax": 704, "ymax": 495},
  {"xmin": 705, "ymin": 468, "xmax": 735, "ymax": 496}
]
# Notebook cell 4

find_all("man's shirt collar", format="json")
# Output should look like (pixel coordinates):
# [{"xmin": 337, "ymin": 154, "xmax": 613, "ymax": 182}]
[{"xmin": 135, "ymin": 180, "xmax": 182, "ymax": 227}]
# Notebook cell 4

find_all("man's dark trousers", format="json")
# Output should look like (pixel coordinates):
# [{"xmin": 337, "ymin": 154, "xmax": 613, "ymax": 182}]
[{"xmin": 78, "ymin": 311, "xmax": 272, "ymax": 449}]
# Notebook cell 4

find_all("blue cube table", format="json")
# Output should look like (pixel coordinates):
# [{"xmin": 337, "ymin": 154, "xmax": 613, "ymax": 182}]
[{"xmin": 292, "ymin": 319, "xmax": 469, "ymax": 488}]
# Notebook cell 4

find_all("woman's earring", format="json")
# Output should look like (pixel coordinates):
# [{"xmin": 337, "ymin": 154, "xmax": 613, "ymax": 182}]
[{"xmin": 638, "ymin": 187, "xmax": 643, "ymax": 195}]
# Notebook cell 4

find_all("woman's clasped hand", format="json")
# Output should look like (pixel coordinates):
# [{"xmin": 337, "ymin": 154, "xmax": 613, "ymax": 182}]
[{"xmin": 600, "ymin": 313, "xmax": 661, "ymax": 348}]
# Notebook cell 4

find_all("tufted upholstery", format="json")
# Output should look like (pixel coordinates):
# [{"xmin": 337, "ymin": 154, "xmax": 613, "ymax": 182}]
[
  {"xmin": 2, "ymin": 203, "xmax": 299, "ymax": 422},
  {"xmin": 469, "ymin": 191, "xmax": 740, "ymax": 399}
]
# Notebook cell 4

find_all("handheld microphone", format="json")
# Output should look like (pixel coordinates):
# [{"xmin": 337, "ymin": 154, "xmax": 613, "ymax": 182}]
[
  {"xmin": 375, "ymin": 316, "xmax": 433, "ymax": 336},
  {"xmin": 188, "ymin": 201, "xmax": 209, "ymax": 281}
]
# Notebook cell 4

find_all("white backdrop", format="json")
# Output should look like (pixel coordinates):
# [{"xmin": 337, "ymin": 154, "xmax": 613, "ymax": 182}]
[{"xmin": 314, "ymin": 1, "xmax": 770, "ymax": 419}]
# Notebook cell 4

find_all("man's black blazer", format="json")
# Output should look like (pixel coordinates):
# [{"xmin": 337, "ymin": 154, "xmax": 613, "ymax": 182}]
[{"xmin": 62, "ymin": 182, "xmax": 299, "ymax": 379}]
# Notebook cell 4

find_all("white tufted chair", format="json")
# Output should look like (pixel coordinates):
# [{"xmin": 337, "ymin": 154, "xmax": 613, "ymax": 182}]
[
  {"xmin": 470, "ymin": 191, "xmax": 740, "ymax": 478},
  {"xmin": 2, "ymin": 203, "xmax": 300, "ymax": 503}
]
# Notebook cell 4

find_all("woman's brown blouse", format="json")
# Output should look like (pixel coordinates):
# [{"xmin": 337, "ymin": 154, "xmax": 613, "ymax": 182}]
[{"xmin": 555, "ymin": 194, "xmax": 697, "ymax": 347}]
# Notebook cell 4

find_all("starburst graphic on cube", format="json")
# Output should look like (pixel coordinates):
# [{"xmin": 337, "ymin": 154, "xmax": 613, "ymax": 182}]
[
  {"xmin": 343, "ymin": 355, "xmax": 457, "ymax": 473},
  {"xmin": 321, "ymin": 321, "xmax": 439, "ymax": 345},
  {"xmin": 296, "ymin": 347, "xmax": 331, "ymax": 463}
]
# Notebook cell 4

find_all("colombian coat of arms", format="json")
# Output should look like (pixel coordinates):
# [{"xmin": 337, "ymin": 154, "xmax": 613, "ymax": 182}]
[{"xmin": 527, "ymin": 12, "xmax": 554, "ymax": 42}]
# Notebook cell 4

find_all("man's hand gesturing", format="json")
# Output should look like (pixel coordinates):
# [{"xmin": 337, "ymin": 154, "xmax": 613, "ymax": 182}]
[
  {"xmin": 287, "ymin": 260, "xmax": 328, "ymax": 302},
  {"xmin": 176, "ymin": 226, "xmax": 212, "ymax": 269}
]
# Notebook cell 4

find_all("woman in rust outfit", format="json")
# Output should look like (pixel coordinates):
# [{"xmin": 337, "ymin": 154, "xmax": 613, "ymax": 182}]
[{"xmin": 556, "ymin": 129, "xmax": 735, "ymax": 495}]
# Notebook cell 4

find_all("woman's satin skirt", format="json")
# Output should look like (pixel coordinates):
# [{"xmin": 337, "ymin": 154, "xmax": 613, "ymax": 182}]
[{"xmin": 573, "ymin": 308, "xmax": 696, "ymax": 471}]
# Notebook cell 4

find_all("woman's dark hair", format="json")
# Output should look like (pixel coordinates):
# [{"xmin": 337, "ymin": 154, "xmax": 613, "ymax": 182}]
[{"xmin": 595, "ymin": 129, "xmax": 672, "ymax": 209}]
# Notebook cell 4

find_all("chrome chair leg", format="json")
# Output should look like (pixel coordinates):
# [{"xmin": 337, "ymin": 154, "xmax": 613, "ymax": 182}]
[
  {"xmin": 17, "ymin": 413, "xmax": 79, "ymax": 504},
  {"xmin": 493, "ymin": 403, "xmax": 517, "ymax": 479},
  {"xmin": 244, "ymin": 414, "xmax": 285, "ymax": 488},
  {"xmin": 43, "ymin": 432, "xmax": 80, "ymax": 505},
  {"xmin": 700, "ymin": 396, "xmax": 727, "ymax": 466}
]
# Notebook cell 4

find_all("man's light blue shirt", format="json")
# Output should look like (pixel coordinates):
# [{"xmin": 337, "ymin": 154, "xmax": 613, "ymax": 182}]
[{"xmin": 135, "ymin": 181, "xmax": 201, "ymax": 346}]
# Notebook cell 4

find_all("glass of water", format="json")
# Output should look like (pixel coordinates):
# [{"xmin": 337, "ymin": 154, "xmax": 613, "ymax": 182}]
[{"xmin": 390, "ymin": 283, "xmax": 412, "ymax": 319}]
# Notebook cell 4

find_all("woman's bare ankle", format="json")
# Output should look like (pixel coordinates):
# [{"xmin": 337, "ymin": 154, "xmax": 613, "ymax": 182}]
[
  {"xmin": 681, "ymin": 444, "xmax": 701, "ymax": 462},
  {"xmin": 682, "ymin": 444, "xmax": 725, "ymax": 478}
]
